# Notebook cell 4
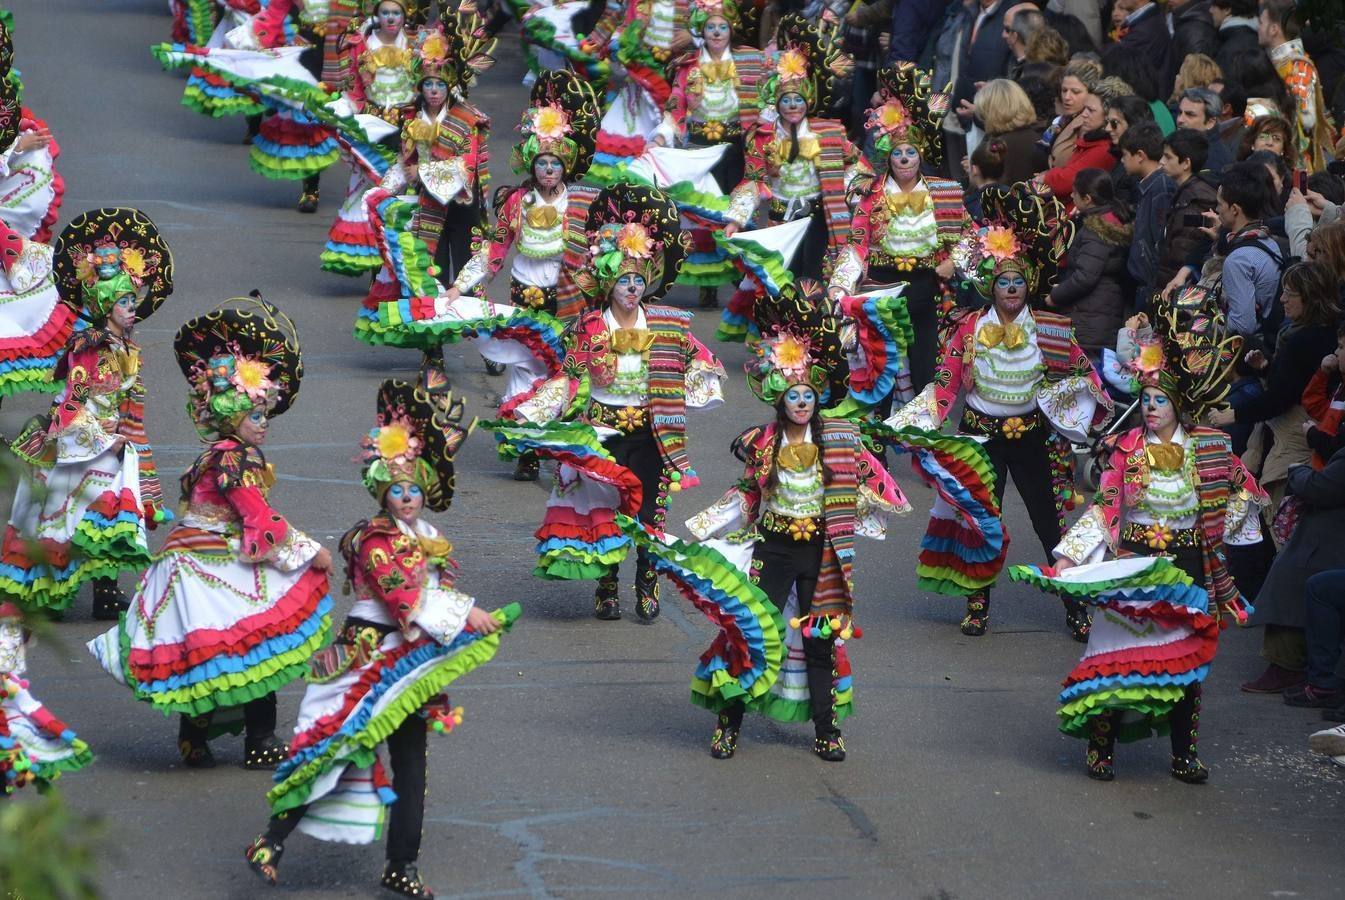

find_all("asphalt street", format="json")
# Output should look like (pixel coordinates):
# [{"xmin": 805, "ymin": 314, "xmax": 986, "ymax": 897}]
[{"xmin": 2, "ymin": 2, "xmax": 1343, "ymax": 898}]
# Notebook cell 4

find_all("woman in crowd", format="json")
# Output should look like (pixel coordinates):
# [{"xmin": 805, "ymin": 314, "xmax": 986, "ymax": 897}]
[
  {"xmin": 974, "ymin": 79, "xmax": 1047, "ymax": 185},
  {"xmin": 1042, "ymin": 88, "xmax": 1113, "ymax": 205},
  {"xmin": 1240, "ymin": 115, "xmax": 1297, "ymax": 171},
  {"xmin": 1044, "ymin": 57, "xmax": 1102, "ymax": 172}
]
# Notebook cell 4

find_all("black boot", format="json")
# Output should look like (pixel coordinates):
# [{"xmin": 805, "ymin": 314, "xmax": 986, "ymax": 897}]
[
  {"xmin": 1169, "ymin": 685, "xmax": 1209, "ymax": 784},
  {"xmin": 698, "ymin": 286, "xmax": 719, "ymax": 309},
  {"xmin": 179, "ymin": 713, "xmax": 216, "ymax": 768},
  {"xmin": 297, "ymin": 174, "xmax": 320, "ymax": 213},
  {"xmin": 381, "ymin": 861, "xmax": 435, "ymax": 898},
  {"xmin": 512, "ymin": 453, "xmax": 539, "ymax": 482},
  {"xmin": 808, "ymin": 640, "xmax": 845, "ymax": 761},
  {"xmin": 960, "ymin": 590, "xmax": 989, "ymax": 636},
  {"xmin": 1086, "ymin": 714, "xmax": 1116, "ymax": 781},
  {"xmin": 710, "ymin": 708, "xmax": 741, "ymax": 760},
  {"xmin": 244, "ymin": 836, "xmax": 283, "ymax": 886},
  {"xmin": 242, "ymin": 114, "xmax": 262, "ymax": 145},
  {"xmin": 420, "ymin": 347, "xmax": 450, "ymax": 395},
  {"xmin": 92, "ymin": 577, "xmax": 128, "ymax": 621},
  {"xmin": 484, "ymin": 358, "xmax": 506, "ymax": 375},
  {"xmin": 243, "ymin": 694, "xmax": 289, "ymax": 770},
  {"xmin": 594, "ymin": 569, "xmax": 620, "ymax": 620},
  {"xmin": 635, "ymin": 550, "xmax": 659, "ymax": 621},
  {"xmin": 1064, "ymin": 598, "xmax": 1092, "ymax": 643}
]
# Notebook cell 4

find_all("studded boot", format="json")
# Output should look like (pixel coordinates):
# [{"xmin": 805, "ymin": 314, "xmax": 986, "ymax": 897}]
[
  {"xmin": 634, "ymin": 550, "xmax": 660, "ymax": 621},
  {"xmin": 243, "ymin": 694, "xmax": 289, "ymax": 770},
  {"xmin": 512, "ymin": 452, "xmax": 540, "ymax": 482},
  {"xmin": 92, "ymin": 577, "xmax": 129, "ymax": 621},
  {"xmin": 244, "ymin": 836, "xmax": 284, "ymax": 886},
  {"xmin": 960, "ymin": 590, "xmax": 990, "ymax": 636},
  {"xmin": 594, "ymin": 568, "xmax": 621, "ymax": 620},
  {"xmin": 710, "ymin": 707, "xmax": 742, "ymax": 760},
  {"xmin": 1169, "ymin": 686, "xmax": 1209, "ymax": 784},
  {"xmin": 808, "ymin": 640, "xmax": 845, "ymax": 761},
  {"xmin": 1086, "ymin": 713, "xmax": 1116, "ymax": 781},
  {"xmin": 1064, "ymin": 598, "xmax": 1092, "ymax": 643},
  {"xmin": 179, "ymin": 713, "xmax": 216, "ymax": 769},
  {"xmin": 382, "ymin": 861, "xmax": 435, "ymax": 898}
]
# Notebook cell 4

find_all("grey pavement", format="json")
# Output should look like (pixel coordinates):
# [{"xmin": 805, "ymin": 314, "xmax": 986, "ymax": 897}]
[{"xmin": 2, "ymin": 2, "xmax": 1342, "ymax": 898}]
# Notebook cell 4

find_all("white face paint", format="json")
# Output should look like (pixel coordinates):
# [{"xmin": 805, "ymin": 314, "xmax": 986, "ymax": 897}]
[
  {"xmin": 1141, "ymin": 386, "xmax": 1177, "ymax": 434},
  {"xmin": 109, "ymin": 292, "xmax": 137, "ymax": 334},
  {"xmin": 420, "ymin": 77, "xmax": 447, "ymax": 110},
  {"xmin": 783, "ymin": 384, "xmax": 817, "ymax": 425},
  {"xmin": 778, "ymin": 92, "xmax": 807, "ymax": 125},
  {"xmin": 889, "ymin": 143, "xmax": 921, "ymax": 182},
  {"xmin": 992, "ymin": 270, "xmax": 1028, "ymax": 317},
  {"xmin": 533, "ymin": 154, "xmax": 564, "ymax": 191},
  {"xmin": 385, "ymin": 480, "xmax": 425, "ymax": 524},
  {"xmin": 376, "ymin": 1, "xmax": 405, "ymax": 36},
  {"xmin": 236, "ymin": 408, "xmax": 269, "ymax": 445},
  {"xmin": 610, "ymin": 273, "xmax": 646, "ymax": 313},
  {"xmin": 703, "ymin": 15, "xmax": 731, "ymax": 54}
]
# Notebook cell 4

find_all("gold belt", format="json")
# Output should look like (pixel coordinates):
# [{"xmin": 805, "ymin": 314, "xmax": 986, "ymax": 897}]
[
  {"xmin": 587, "ymin": 400, "xmax": 649, "ymax": 434},
  {"xmin": 760, "ymin": 509, "xmax": 821, "ymax": 541},
  {"xmin": 1121, "ymin": 522, "xmax": 1201, "ymax": 551}
]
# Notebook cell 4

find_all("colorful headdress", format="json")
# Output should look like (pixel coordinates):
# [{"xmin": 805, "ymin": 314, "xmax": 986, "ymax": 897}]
[
  {"xmin": 953, "ymin": 183, "xmax": 1072, "ymax": 298},
  {"xmin": 577, "ymin": 183, "xmax": 687, "ymax": 304},
  {"xmin": 746, "ymin": 278, "xmax": 846, "ymax": 405},
  {"xmin": 689, "ymin": 0, "xmax": 742, "ymax": 34},
  {"xmin": 173, "ymin": 294, "xmax": 304, "ymax": 440},
  {"xmin": 869, "ymin": 63, "xmax": 950, "ymax": 168},
  {"xmin": 362, "ymin": 379, "xmax": 473, "ymax": 512},
  {"xmin": 1114, "ymin": 286, "xmax": 1242, "ymax": 419},
  {"xmin": 758, "ymin": 15, "xmax": 849, "ymax": 115},
  {"xmin": 53, "ymin": 208, "xmax": 174, "ymax": 325},
  {"xmin": 509, "ymin": 70, "xmax": 600, "ymax": 180},
  {"xmin": 424, "ymin": 8, "xmax": 497, "ymax": 102}
]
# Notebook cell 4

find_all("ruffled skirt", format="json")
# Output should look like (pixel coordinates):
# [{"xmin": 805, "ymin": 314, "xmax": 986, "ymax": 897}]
[{"xmin": 1, "ymin": 672, "xmax": 92, "ymax": 793}]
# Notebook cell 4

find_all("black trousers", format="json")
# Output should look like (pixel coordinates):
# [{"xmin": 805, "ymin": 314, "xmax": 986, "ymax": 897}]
[
  {"xmin": 723, "ymin": 532, "xmax": 836, "ymax": 733},
  {"xmin": 602, "ymin": 427, "xmax": 662, "ymax": 580},
  {"xmin": 434, "ymin": 201, "xmax": 483, "ymax": 288},
  {"xmin": 265, "ymin": 714, "xmax": 429, "ymax": 863},
  {"xmin": 870, "ymin": 265, "xmax": 939, "ymax": 394},
  {"xmin": 179, "ymin": 691, "xmax": 277, "ymax": 742},
  {"xmin": 979, "ymin": 417, "xmax": 1063, "ymax": 562}
]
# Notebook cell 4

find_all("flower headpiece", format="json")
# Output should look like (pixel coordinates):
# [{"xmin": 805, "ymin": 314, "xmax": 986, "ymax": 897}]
[
  {"xmin": 509, "ymin": 70, "xmax": 600, "ymax": 180},
  {"xmin": 412, "ymin": 27, "xmax": 451, "ymax": 85},
  {"xmin": 745, "ymin": 278, "xmax": 845, "ymax": 405},
  {"xmin": 424, "ymin": 9, "xmax": 496, "ymax": 102},
  {"xmin": 173, "ymin": 294, "xmax": 303, "ymax": 441},
  {"xmin": 361, "ymin": 380, "xmax": 473, "ymax": 512},
  {"xmin": 758, "ymin": 16, "xmax": 849, "ymax": 116},
  {"xmin": 54, "ymin": 208, "xmax": 173, "ymax": 325},
  {"xmin": 869, "ymin": 63, "xmax": 950, "ymax": 167},
  {"xmin": 689, "ymin": 0, "xmax": 741, "ymax": 35},
  {"xmin": 576, "ymin": 183, "xmax": 687, "ymax": 305},
  {"xmin": 953, "ymin": 183, "xmax": 1071, "ymax": 299}
]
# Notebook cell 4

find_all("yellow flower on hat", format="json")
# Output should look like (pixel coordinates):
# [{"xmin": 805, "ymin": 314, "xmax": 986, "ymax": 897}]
[
  {"xmin": 771, "ymin": 334, "xmax": 809, "ymax": 372},
  {"xmin": 375, "ymin": 421, "xmax": 415, "ymax": 463},
  {"xmin": 120, "ymin": 247, "xmax": 147, "ymax": 279},
  {"xmin": 1137, "ymin": 342, "xmax": 1165, "ymax": 371},
  {"xmin": 231, "ymin": 357, "xmax": 274, "ymax": 402},
  {"xmin": 980, "ymin": 226, "xmax": 1020, "ymax": 261},
  {"xmin": 616, "ymin": 223, "xmax": 654, "ymax": 259},
  {"xmin": 875, "ymin": 99, "xmax": 911, "ymax": 132},
  {"xmin": 419, "ymin": 32, "xmax": 448, "ymax": 63},
  {"xmin": 777, "ymin": 49, "xmax": 808, "ymax": 80},
  {"xmin": 532, "ymin": 104, "xmax": 570, "ymax": 139}
]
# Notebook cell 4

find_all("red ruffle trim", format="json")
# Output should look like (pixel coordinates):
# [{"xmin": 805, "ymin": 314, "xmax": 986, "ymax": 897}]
[
  {"xmin": 0, "ymin": 299, "xmax": 73, "ymax": 356},
  {"xmin": 126, "ymin": 567, "xmax": 329, "ymax": 679},
  {"xmin": 1068, "ymin": 632, "xmax": 1219, "ymax": 685},
  {"xmin": 923, "ymin": 515, "xmax": 997, "ymax": 553},
  {"xmin": 363, "ymin": 280, "xmax": 398, "ymax": 307},
  {"xmin": 526, "ymin": 449, "xmax": 643, "ymax": 515},
  {"xmin": 327, "ymin": 220, "xmax": 377, "ymax": 246},
  {"xmin": 259, "ymin": 114, "xmax": 332, "ymax": 149},
  {"xmin": 491, "ymin": 324, "xmax": 562, "ymax": 375},
  {"xmin": 287, "ymin": 639, "xmax": 422, "ymax": 753},
  {"xmin": 25, "ymin": 704, "xmax": 70, "ymax": 740},
  {"xmin": 536, "ymin": 506, "xmax": 623, "ymax": 543},
  {"xmin": 596, "ymin": 133, "xmax": 647, "ymax": 157},
  {"xmin": 87, "ymin": 488, "xmax": 139, "ymax": 521},
  {"xmin": 3, "ymin": 525, "xmax": 75, "ymax": 569}
]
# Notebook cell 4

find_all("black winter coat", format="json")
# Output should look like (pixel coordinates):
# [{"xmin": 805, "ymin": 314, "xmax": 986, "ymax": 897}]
[
  {"xmin": 1215, "ymin": 25, "xmax": 1262, "ymax": 85},
  {"xmin": 1171, "ymin": 1, "xmax": 1219, "ymax": 82},
  {"xmin": 1157, "ymin": 174, "xmax": 1218, "ymax": 289},
  {"xmin": 1049, "ymin": 206, "xmax": 1134, "ymax": 351},
  {"xmin": 1117, "ymin": 5, "xmax": 1174, "ymax": 82}
]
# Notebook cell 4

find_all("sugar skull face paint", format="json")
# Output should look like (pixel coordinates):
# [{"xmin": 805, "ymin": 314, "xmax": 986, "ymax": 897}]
[
  {"xmin": 611, "ymin": 273, "xmax": 647, "ymax": 313},
  {"xmin": 376, "ymin": 1, "xmax": 405, "ymax": 35},
  {"xmin": 237, "ymin": 409, "xmax": 268, "ymax": 445},
  {"xmin": 109, "ymin": 291, "xmax": 137, "ymax": 333},
  {"xmin": 783, "ymin": 385, "xmax": 817, "ymax": 424},
  {"xmin": 704, "ymin": 16, "xmax": 731, "ymax": 53},
  {"xmin": 992, "ymin": 271, "xmax": 1027, "ymax": 316},
  {"xmin": 889, "ymin": 143, "xmax": 921, "ymax": 181},
  {"xmin": 533, "ymin": 154, "xmax": 564, "ymax": 191},
  {"xmin": 386, "ymin": 480, "xmax": 425, "ymax": 523},
  {"xmin": 778, "ymin": 92, "xmax": 807, "ymax": 125},
  {"xmin": 1141, "ymin": 386, "xmax": 1177, "ymax": 434},
  {"xmin": 420, "ymin": 77, "xmax": 447, "ymax": 108},
  {"xmin": 95, "ymin": 246, "xmax": 122, "ymax": 280}
]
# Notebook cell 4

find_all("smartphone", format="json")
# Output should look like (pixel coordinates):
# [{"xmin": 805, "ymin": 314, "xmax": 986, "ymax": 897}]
[
  {"xmin": 1183, "ymin": 213, "xmax": 1205, "ymax": 226},
  {"xmin": 1295, "ymin": 169, "xmax": 1309, "ymax": 192}
]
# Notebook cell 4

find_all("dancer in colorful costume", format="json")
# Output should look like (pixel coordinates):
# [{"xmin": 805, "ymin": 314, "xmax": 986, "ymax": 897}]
[
  {"xmin": 0, "ymin": 601, "xmax": 93, "ymax": 795},
  {"xmin": 245, "ymin": 379, "xmax": 516, "ymax": 899},
  {"xmin": 886, "ymin": 184, "xmax": 1112, "ymax": 640},
  {"xmin": 0, "ymin": 217, "xmax": 73, "ymax": 401},
  {"xmin": 829, "ymin": 62, "xmax": 966, "ymax": 394},
  {"xmin": 719, "ymin": 15, "xmax": 871, "ymax": 342},
  {"xmin": 684, "ymin": 279, "xmax": 908, "ymax": 761},
  {"xmin": 2, "ymin": 209, "xmax": 173, "ymax": 618},
  {"xmin": 87, "ymin": 295, "xmax": 333, "ymax": 770},
  {"xmin": 1012, "ymin": 288, "xmax": 1268, "ymax": 783},
  {"xmin": 0, "ymin": 13, "xmax": 63, "ymax": 242}
]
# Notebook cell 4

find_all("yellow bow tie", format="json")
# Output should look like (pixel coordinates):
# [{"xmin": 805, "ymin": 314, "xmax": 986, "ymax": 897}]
[
  {"xmin": 1145, "ymin": 443, "xmax": 1185, "ymax": 472},
  {"xmin": 417, "ymin": 534, "xmax": 453, "ymax": 560},
  {"xmin": 768, "ymin": 136, "xmax": 822, "ymax": 167},
  {"xmin": 525, "ymin": 204, "xmax": 560, "ymax": 228},
  {"xmin": 404, "ymin": 118, "xmax": 439, "ymax": 145},
  {"xmin": 113, "ymin": 347, "xmax": 140, "ymax": 378},
  {"xmin": 698, "ymin": 60, "xmax": 736, "ymax": 83},
  {"xmin": 612, "ymin": 328, "xmax": 655, "ymax": 355},
  {"xmin": 885, "ymin": 190, "xmax": 929, "ymax": 216},
  {"xmin": 976, "ymin": 322, "xmax": 1028, "ymax": 351},
  {"xmin": 777, "ymin": 442, "xmax": 819, "ymax": 472}
]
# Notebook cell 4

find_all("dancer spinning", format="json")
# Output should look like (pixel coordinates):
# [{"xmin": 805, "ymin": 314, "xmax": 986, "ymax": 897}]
[
  {"xmin": 2, "ymin": 209, "xmax": 173, "ymax": 619},
  {"xmin": 1013, "ymin": 289, "xmax": 1268, "ymax": 783},
  {"xmin": 0, "ymin": 14, "xmax": 63, "ymax": 243},
  {"xmin": 88, "ymin": 295, "xmax": 333, "ymax": 770},
  {"xmin": 830, "ymin": 62, "xmax": 967, "ymax": 394},
  {"xmin": 887, "ymin": 185, "xmax": 1111, "ymax": 640},
  {"xmin": 0, "ymin": 216, "xmax": 73, "ymax": 401},
  {"xmin": 685, "ymin": 280, "xmax": 908, "ymax": 761},
  {"xmin": 245, "ymin": 380, "xmax": 517, "ymax": 899}
]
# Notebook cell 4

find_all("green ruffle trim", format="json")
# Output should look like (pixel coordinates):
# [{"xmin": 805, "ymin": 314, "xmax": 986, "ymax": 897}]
[
  {"xmin": 319, "ymin": 250, "xmax": 382, "ymax": 276},
  {"xmin": 533, "ymin": 551, "xmax": 627, "ymax": 582},
  {"xmin": 715, "ymin": 320, "xmax": 749, "ymax": 342},
  {"xmin": 1008, "ymin": 557, "xmax": 1193, "ymax": 598},
  {"xmin": 0, "ymin": 370, "xmax": 61, "ymax": 399},
  {"xmin": 665, "ymin": 182, "xmax": 732, "ymax": 219},
  {"xmin": 248, "ymin": 147, "xmax": 339, "ymax": 181},
  {"xmin": 181, "ymin": 86, "xmax": 265, "ymax": 119},
  {"xmin": 268, "ymin": 604, "xmax": 520, "ymax": 814},
  {"xmin": 484, "ymin": 418, "xmax": 612, "ymax": 458},
  {"xmin": 0, "ymin": 532, "xmax": 150, "ymax": 611},
  {"xmin": 713, "ymin": 232, "xmax": 790, "ymax": 294},
  {"xmin": 916, "ymin": 565, "xmax": 990, "ymax": 597},
  {"xmin": 677, "ymin": 258, "xmax": 737, "ymax": 287},
  {"xmin": 1058, "ymin": 684, "xmax": 1186, "ymax": 742},
  {"xmin": 30, "ymin": 739, "xmax": 94, "ymax": 783}
]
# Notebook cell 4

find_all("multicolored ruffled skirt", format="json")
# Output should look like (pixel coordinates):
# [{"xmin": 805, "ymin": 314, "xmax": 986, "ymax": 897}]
[
  {"xmin": 0, "ymin": 247, "xmax": 72, "ymax": 399},
  {"xmin": 1, "ymin": 671, "xmax": 92, "ymax": 794}
]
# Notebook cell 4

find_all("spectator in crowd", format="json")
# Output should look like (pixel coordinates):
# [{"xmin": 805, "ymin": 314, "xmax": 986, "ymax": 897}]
[
  {"xmin": 1113, "ymin": 0, "xmax": 1173, "ymax": 84},
  {"xmin": 1294, "ymin": 562, "xmax": 1345, "ymax": 711},
  {"xmin": 974, "ymin": 78, "xmax": 1047, "ymax": 182},
  {"xmin": 967, "ymin": 137, "xmax": 1008, "ymax": 219},
  {"xmin": 1213, "ymin": 161, "xmax": 1283, "ymax": 339},
  {"xmin": 1024, "ymin": 25, "xmax": 1070, "ymax": 66},
  {"xmin": 1176, "ymin": 86, "xmax": 1235, "ymax": 173},
  {"xmin": 1044, "ymin": 56, "xmax": 1102, "ymax": 169},
  {"xmin": 1101, "ymin": 44, "xmax": 1176, "ymax": 134},
  {"xmin": 951, "ymin": 0, "xmax": 1016, "ymax": 169},
  {"xmin": 1302, "ymin": 203, "xmax": 1345, "ymax": 268},
  {"xmin": 1235, "ymin": 48, "xmax": 1295, "ymax": 116},
  {"xmin": 1157, "ymin": 128, "xmax": 1219, "ymax": 289},
  {"xmin": 885, "ymin": 0, "xmax": 949, "ymax": 66},
  {"xmin": 1041, "ymin": 86, "xmax": 1113, "ymax": 203},
  {"xmin": 1103, "ymin": 92, "xmax": 1153, "ymax": 202},
  {"xmin": 1246, "ymin": 148, "xmax": 1291, "ymax": 221},
  {"xmin": 1283, "ymin": 174, "xmax": 1344, "ymax": 260},
  {"xmin": 1047, "ymin": 167, "xmax": 1134, "ymax": 362},
  {"xmin": 1215, "ymin": 79, "xmax": 1249, "ymax": 154},
  {"xmin": 844, "ymin": 0, "xmax": 895, "ymax": 140},
  {"xmin": 1019, "ymin": 65, "xmax": 1063, "ymax": 131},
  {"xmin": 1170, "ymin": 0, "xmax": 1220, "ymax": 80},
  {"xmin": 1050, "ymin": 0, "xmax": 1102, "ymax": 49},
  {"xmin": 1002, "ymin": 4, "xmax": 1045, "ymax": 79},
  {"xmin": 1211, "ymin": 0, "xmax": 1264, "ymax": 79},
  {"xmin": 1240, "ymin": 114, "xmax": 1297, "ymax": 171},
  {"xmin": 1120, "ymin": 123, "xmax": 1175, "ymax": 307},
  {"xmin": 1172, "ymin": 53, "xmax": 1224, "ymax": 102},
  {"xmin": 1259, "ymin": 0, "xmax": 1334, "ymax": 170},
  {"xmin": 1300, "ymin": 306, "xmax": 1345, "ymax": 469}
]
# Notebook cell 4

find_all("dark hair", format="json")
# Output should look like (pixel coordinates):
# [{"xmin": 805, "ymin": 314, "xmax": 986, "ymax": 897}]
[
  {"xmin": 1336, "ymin": 319, "xmax": 1345, "ymax": 340},
  {"xmin": 1281, "ymin": 261, "xmax": 1340, "ymax": 326},
  {"xmin": 1165, "ymin": 128, "xmax": 1211, "ymax": 172},
  {"xmin": 1101, "ymin": 45, "xmax": 1162, "ymax": 103},
  {"xmin": 1018, "ymin": 70, "xmax": 1061, "ymax": 121},
  {"xmin": 1180, "ymin": 87, "xmax": 1222, "ymax": 123},
  {"xmin": 1308, "ymin": 171, "xmax": 1345, "ymax": 205},
  {"xmin": 1119, "ymin": 121, "xmax": 1164, "ymax": 161},
  {"xmin": 971, "ymin": 138, "xmax": 1007, "ymax": 181},
  {"xmin": 1218, "ymin": 79, "xmax": 1247, "ymax": 118},
  {"xmin": 1073, "ymin": 167, "xmax": 1118, "ymax": 206},
  {"xmin": 1218, "ymin": 160, "xmax": 1275, "ymax": 219},
  {"xmin": 1259, "ymin": 0, "xmax": 1301, "ymax": 40},
  {"xmin": 1212, "ymin": 0, "xmax": 1258, "ymax": 14},
  {"xmin": 1239, "ymin": 115, "xmax": 1297, "ymax": 170},
  {"xmin": 1233, "ymin": 50, "xmax": 1292, "ymax": 114},
  {"xmin": 1105, "ymin": 94, "xmax": 1153, "ymax": 129},
  {"xmin": 766, "ymin": 399, "xmax": 833, "ymax": 495}
]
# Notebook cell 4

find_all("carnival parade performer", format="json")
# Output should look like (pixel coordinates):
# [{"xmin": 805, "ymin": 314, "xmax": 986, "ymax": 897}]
[
  {"xmin": 886, "ymin": 185, "xmax": 1112, "ymax": 640},
  {"xmin": 719, "ymin": 15, "xmax": 871, "ymax": 342},
  {"xmin": 244, "ymin": 379, "xmax": 517, "ymax": 899},
  {"xmin": 0, "ymin": 14, "xmax": 63, "ymax": 243},
  {"xmin": 2, "ymin": 209, "xmax": 173, "ymax": 619},
  {"xmin": 86, "ymin": 295, "xmax": 334, "ymax": 770},
  {"xmin": 0, "ymin": 216, "xmax": 73, "ymax": 402},
  {"xmin": 1013, "ymin": 289, "xmax": 1268, "ymax": 783},
  {"xmin": 829, "ymin": 62, "xmax": 967, "ymax": 394},
  {"xmin": 683, "ymin": 279, "xmax": 908, "ymax": 761}
]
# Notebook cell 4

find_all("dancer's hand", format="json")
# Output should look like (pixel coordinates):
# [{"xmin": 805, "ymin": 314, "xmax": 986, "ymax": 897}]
[
  {"xmin": 1054, "ymin": 558, "xmax": 1076, "ymax": 573},
  {"xmin": 312, "ymin": 547, "xmax": 333, "ymax": 571},
  {"xmin": 722, "ymin": 221, "xmax": 740, "ymax": 238},
  {"xmin": 466, "ymin": 605, "xmax": 500, "ymax": 634},
  {"xmin": 443, "ymin": 286, "xmax": 462, "ymax": 303}
]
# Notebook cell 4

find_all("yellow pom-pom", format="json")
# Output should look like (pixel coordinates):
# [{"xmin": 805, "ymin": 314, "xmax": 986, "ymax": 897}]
[
  {"xmin": 669, "ymin": 481, "xmax": 681, "ymax": 492},
  {"xmin": 840, "ymin": 626, "xmax": 854, "ymax": 639},
  {"xmin": 789, "ymin": 616, "xmax": 803, "ymax": 629},
  {"xmin": 829, "ymin": 617, "xmax": 842, "ymax": 630}
]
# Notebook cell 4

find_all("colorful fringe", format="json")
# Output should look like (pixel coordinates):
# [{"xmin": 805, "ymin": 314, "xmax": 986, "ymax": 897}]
[
  {"xmin": 250, "ymin": 107, "xmax": 339, "ymax": 181},
  {"xmin": 833, "ymin": 292, "xmax": 915, "ymax": 411},
  {"xmin": 268, "ymin": 604, "xmax": 519, "ymax": 816},
  {"xmin": 1010, "ymin": 559, "xmax": 1219, "ymax": 742},
  {"xmin": 0, "ymin": 673, "xmax": 93, "ymax": 794},
  {"xmin": 518, "ymin": 13, "xmax": 611, "ymax": 90}
]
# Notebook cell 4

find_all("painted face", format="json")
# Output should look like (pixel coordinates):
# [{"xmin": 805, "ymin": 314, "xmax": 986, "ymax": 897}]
[
  {"xmin": 236, "ymin": 408, "xmax": 269, "ymax": 445},
  {"xmin": 889, "ymin": 143, "xmax": 922, "ymax": 181},
  {"xmin": 704, "ymin": 15, "xmax": 731, "ymax": 52},
  {"xmin": 783, "ymin": 385, "xmax": 817, "ymax": 426},
  {"xmin": 206, "ymin": 354, "xmax": 236, "ymax": 392},
  {"xmin": 95, "ymin": 246, "xmax": 122, "ymax": 280},
  {"xmin": 1255, "ymin": 129, "xmax": 1285, "ymax": 156},
  {"xmin": 109, "ymin": 291, "xmax": 137, "ymax": 333},
  {"xmin": 420, "ymin": 77, "xmax": 447, "ymax": 108},
  {"xmin": 611, "ymin": 273, "xmax": 646, "ymax": 312},
  {"xmin": 386, "ymin": 480, "xmax": 425, "ymax": 523},
  {"xmin": 993, "ymin": 271, "xmax": 1028, "ymax": 314},
  {"xmin": 376, "ymin": 1, "xmax": 405, "ymax": 33},
  {"xmin": 1059, "ymin": 76, "xmax": 1087, "ymax": 116},
  {"xmin": 533, "ymin": 154, "xmax": 565, "ymax": 190},
  {"xmin": 778, "ymin": 92, "xmax": 807, "ymax": 125},
  {"xmin": 1141, "ymin": 386, "xmax": 1176, "ymax": 434},
  {"xmin": 1281, "ymin": 286, "xmax": 1304, "ymax": 321}
]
